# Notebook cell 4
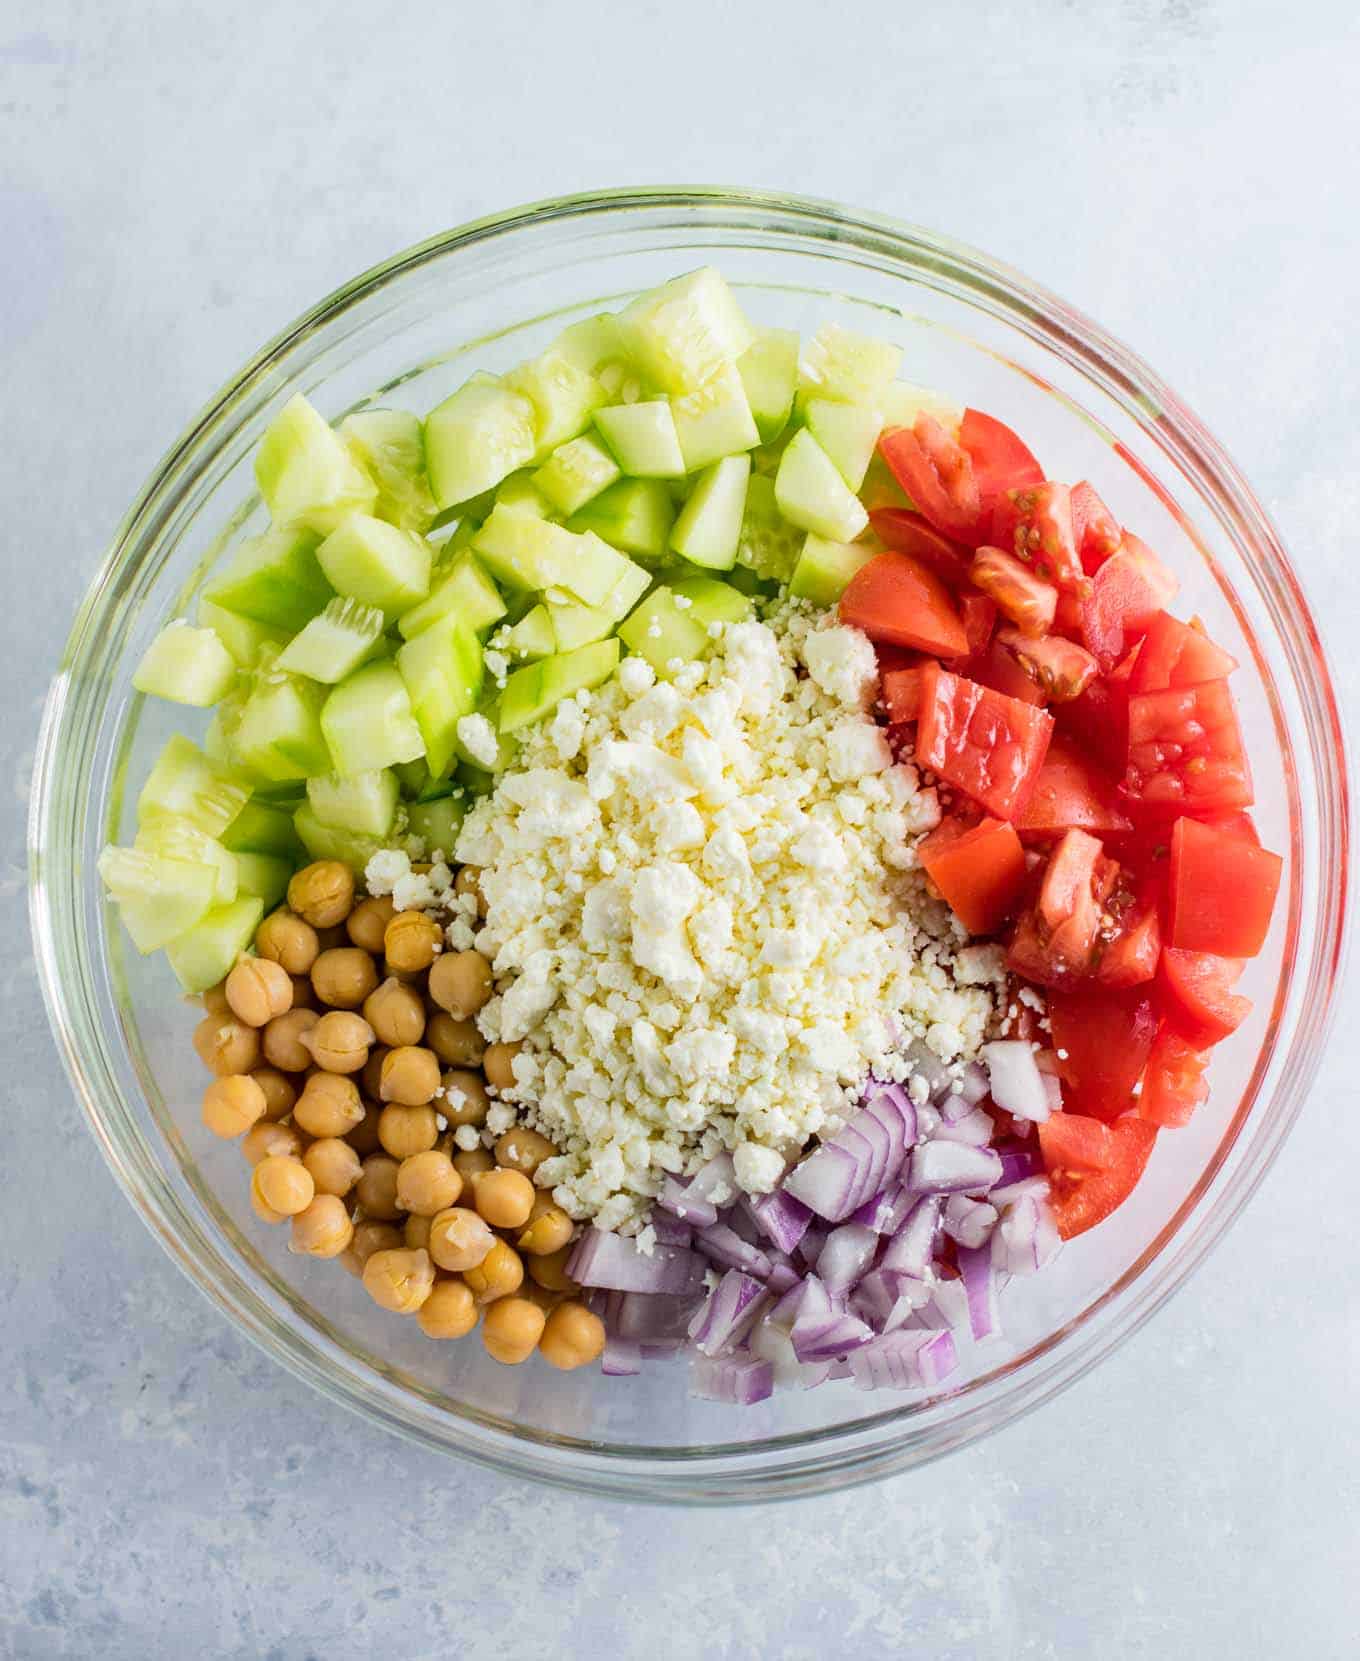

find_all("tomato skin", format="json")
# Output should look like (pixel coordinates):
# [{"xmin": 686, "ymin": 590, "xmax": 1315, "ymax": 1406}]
[
  {"xmin": 1127, "ymin": 610, "xmax": 1238, "ymax": 695},
  {"xmin": 990, "ymin": 481, "xmax": 1085, "ymax": 591},
  {"xmin": 1159, "ymin": 948, "xmax": 1250, "ymax": 1047},
  {"xmin": 1046, "ymin": 1116, "xmax": 1158, "ymax": 1239},
  {"xmin": 916, "ymin": 661, "xmax": 1055, "ymax": 820},
  {"xmin": 1049, "ymin": 983, "xmax": 1159, "ymax": 1122},
  {"xmin": 839, "ymin": 551, "xmax": 970, "ymax": 657},
  {"xmin": 878, "ymin": 417, "xmax": 981, "ymax": 544},
  {"xmin": 958, "ymin": 408, "xmax": 1044, "ymax": 500},
  {"xmin": 880, "ymin": 664, "xmax": 924, "ymax": 725},
  {"xmin": 1137, "ymin": 1027, "xmax": 1210, "ymax": 1128},
  {"xmin": 868, "ymin": 508, "xmax": 972, "ymax": 587},
  {"xmin": 1038, "ymin": 1111, "xmax": 1115, "ymax": 1175},
  {"xmin": 970, "ymin": 546, "xmax": 1058, "ymax": 634},
  {"xmin": 1081, "ymin": 536, "xmax": 1180, "ymax": 667},
  {"xmin": 1016, "ymin": 736, "xmax": 1132, "ymax": 839},
  {"xmin": 1168, "ymin": 816, "xmax": 1282, "ymax": 957},
  {"xmin": 1070, "ymin": 482, "xmax": 1122, "ymax": 573},
  {"xmin": 998, "ymin": 629, "xmax": 1099, "ymax": 703},
  {"xmin": 918, "ymin": 815, "xmax": 1028, "ymax": 935},
  {"xmin": 1125, "ymin": 678, "xmax": 1254, "ymax": 814}
]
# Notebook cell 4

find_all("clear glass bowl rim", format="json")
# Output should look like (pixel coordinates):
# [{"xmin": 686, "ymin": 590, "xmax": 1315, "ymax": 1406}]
[{"xmin": 28, "ymin": 185, "xmax": 1351, "ymax": 1505}]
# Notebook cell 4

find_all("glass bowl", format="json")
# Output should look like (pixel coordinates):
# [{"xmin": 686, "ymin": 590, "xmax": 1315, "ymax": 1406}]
[{"xmin": 29, "ymin": 187, "xmax": 1349, "ymax": 1505}]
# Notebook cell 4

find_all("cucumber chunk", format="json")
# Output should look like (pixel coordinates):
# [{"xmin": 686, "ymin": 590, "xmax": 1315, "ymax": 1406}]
[
  {"xmin": 315, "ymin": 513, "xmax": 432, "ymax": 620},
  {"xmin": 293, "ymin": 803, "xmax": 387, "ymax": 872},
  {"xmin": 232, "ymin": 673, "xmax": 332, "ymax": 783},
  {"xmin": 736, "ymin": 473, "xmax": 803, "ymax": 582},
  {"xmin": 788, "ymin": 533, "xmax": 878, "ymax": 607},
  {"xmin": 405, "ymin": 793, "xmax": 465, "ymax": 855},
  {"xmin": 567, "ymin": 478, "xmax": 675, "ymax": 562},
  {"xmin": 231, "ymin": 853, "xmax": 291, "ymax": 911},
  {"xmin": 134, "ymin": 816, "xmax": 238, "ymax": 906},
  {"xmin": 498, "ymin": 638, "xmax": 620, "ymax": 733},
  {"xmin": 671, "ymin": 364, "xmax": 760, "ymax": 473},
  {"xmin": 321, "ymin": 661, "xmax": 425, "ymax": 777},
  {"xmin": 803, "ymin": 398, "xmax": 882, "ymax": 491},
  {"xmin": 137, "ymin": 736, "xmax": 249, "ymax": 839},
  {"xmin": 774, "ymin": 430, "xmax": 869, "ymax": 543},
  {"xmin": 201, "ymin": 526, "xmax": 333, "ymax": 633},
  {"xmin": 504, "ymin": 350, "xmax": 607, "ymax": 457},
  {"xmin": 533, "ymin": 433, "xmax": 621, "ymax": 516},
  {"xmin": 593, "ymin": 402, "xmax": 685, "ymax": 479},
  {"xmin": 98, "ymin": 846, "xmax": 218, "ymax": 954},
  {"xmin": 473, "ymin": 508, "xmax": 633, "ymax": 607},
  {"xmin": 424, "ymin": 378, "xmax": 537, "ymax": 510},
  {"xmin": 221, "ymin": 797, "xmax": 304, "ymax": 862},
  {"xmin": 618, "ymin": 576, "xmax": 752, "ymax": 675},
  {"xmin": 670, "ymin": 454, "xmax": 749, "ymax": 571},
  {"xmin": 339, "ymin": 408, "xmax": 437, "ymax": 532},
  {"xmin": 503, "ymin": 603, "xmax": 556, "ymax": 661},
  {"xmin": 164, "ymin": 896, "xmax": 264, "ymax": 993},
  {"xmin": 133, "ymin": 621, "xmax": 237, "ymax": 707},
  {"xmin": 395, "ymin": 614, "xmax": 484, "ymax": 776},
  {"xmin": 276, "ymin": 596, "xmax": 385, "ymax": 683},
  {"xmin": 617, "ymin": 268, "xmax": 754, "ymax": 395},
  {"xmin": 397, "ymin": 551, "xmax": 506, "ymax": 641},
  {"xmin": 798, "ymin": 323, "xmax": 902, "ymax": 405},
  {"xmin": 738, "ymin": 328, "xmax": 799, "ymax": 444},
  {"xmin": 197, "ymin": 598, "xmax": 289, "ymax": 668},
  {"xmin": 255, "ymin": 393, "xmax": 379, "ymax": 535},
  {"xmin": 307, "ymin": 769, "xmax": 399, "ymax": 839}
]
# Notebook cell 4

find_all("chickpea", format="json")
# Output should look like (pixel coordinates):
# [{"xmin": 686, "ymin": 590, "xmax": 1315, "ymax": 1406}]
[
  {"xmin": 538, "ymin": 1300, "xmax": 605, "ymax": 1371},
  {"xmin": 427, "ymin": 950, "xmax": 492, "ymax": 1020},
  {"xmin": 363, "ymin": 978, "xmax": 426, "ymax": 1048},
  {"xmin": 242, "ymin": 1119, "xmax": 303, "ymax": 1167},
  {"xmin": 346, "ymin": 1100, "xmax": 383, "ymax": 1158},
  {"xmin": 346, "ymin": 894, "xmax": 396, "ymax": 954},
  {"xmin": 472, "ymin": 1167, "xmax": 535, "ymax": 1231},
  {"xmin": 362, "ymin": 1247, "xmax": 434, "ymax": 1314},
  {"xmin": 255, "ymin": 909, "xmax": 319, "ymax": 976},
  {"xmin": 248, "ymin": 1066, "xmax": 297, "ymax": 1123},
  {"xmin": 453, "ymin": 1147, "xmax": 494, "ymax": 1185},
  {"xmin": 416, "ymin": 1278, "xmax": 478, "ymax": 1340},
  {"xmin": 290, "ymin": 1193, "xmax": 354, "ymax": 1257},
  {"xmin": 307, "ymin": 1009, "xmax": 375, "ymax": 1073},
  {"xmin": 428, "ymin": 1206, "xmax": 494, "ymax": 1273},
  {"xmin": 201, "ymin": 1074, "xmax": 266, "ymax": 1138},
  {"xmin": 403, "ymin": 1213, "xmax": 433, "ymax": 1251},
  {"xmin": 425, "ymin": 1012, "xmax": 484, "ymax": 1068},
  {"xmin": 463, "ymin": 1239, "xmax": 524, "ymax": 1304},
  {"xmin": 290, "ymin": 973, "xmax": 318, "ymax": 1011},
  {"xmin": 193, "ymin": 1015, "xmax": 261, "ymax": 1077},
  {"xmin": 526, "ymin": 1244, "xmax": 578, "ymax": 1293},
  {"xmin": 303, "ymin": 1137, "xmax": 362, "ymax": 1197},
  {"xmin": 454, "ymin": 864, "xmax": 485, "ymax": 916},
  {"xmin": 224, "ymin": 957, "xmax": 293, "ymax": 1027},
  {"xmin": 379, "ymin": 1046, "xmax": 441, "ymax": 1107},
  {"xmin": 293, "ymin": 1072, "xmax": 364, "ymax": 1139},
  {"xmin": 383, "ymin": 909, "xmax": 442, "ymax": 974},
  {"xmin": 481, "ymin": 1295, "xmax": 546, "ymax": 1365},
  {"xmin": 396, "ymin": 1149, "xmax": 462, "ymax": 1217},
  {"xmin": 378, "ymin": 1103, "xmax": 439, "ymax": 1160},
  {"xmin": 287, "ymin": 860, "xmax": 354, "ymax": 929},
  {"xmin": 517, "ymin": 1193, "xmax": 574, "ymax": 1256},
  {"xmin": 251, "ymin": 1155, "xmax": 315, "ymax": 1219},
  {"xmin": 262, "ymin": 1008, "xmax": 319, "ymax": 1073},
  {"xmin": 482, "ymin": 1042, "xmax": 522, "ymax": 1093},
  {"xmin": 355, "ymin": 1154, "xmax": 403, "ymax": 1220},
  {"xmin": 311, "ymin": 947, "xmax": 379, "ymax": 1011},
  {"xmin": 441, "ymin": 1068, "xmax": 489, "ymax": 1126},
  {"xmin": 339, "ymin": 1219, "xmax": 402, "ymax": 1277},
  {"xmin": 202, "ymin": 980, "xmax": 231, "ymax": 1017},
  {"xmin": 495, "ymin": 1126, "xmax": 556, "ymax": 1176}
]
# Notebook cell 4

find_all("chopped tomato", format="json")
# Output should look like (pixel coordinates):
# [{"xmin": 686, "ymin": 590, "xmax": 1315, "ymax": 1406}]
[
  {"xmin": 878, "ymin": 417, "xmax": 981, "ymax": 544},
  {"xmin": 1137, "ymin": 1027, "xmax": 1210, "ymax": 1128},
  {"xmin": 958, "ymin": 408, "xmax": 1044, "ymax": 500},
  {"xmin": 1016, "ymin": 736, "xmax": 1132, "ymax": 839},
  {"xmin": 918, "ymin": 815, "xmax": 1028, "ymax": 935},
  {"xmin": 1159, "ymin": 948, "xmax": 1250, "ymax": 1047},
  {"xmin": 1070, "ymin": 482, "xmax": 1121, "ymax": 573},
  {"xmin": 1125, "ymin": 678, "xmax": 1253, "ymax": 813},
  {"xmin": 1046, "ymin": 1116, "xmax": 1158, "ymax": 1239},
  {"xmin": 970, "ymin": 546, "xmax": 1057, "ymax": 634},
  {"xmin": 1096, "ymin": 884, "xmax": 1161, "ymax": 988},
  {"xmin": 1007, "ymin": 829, "xmax": 1120, "ymax": 988},
  {"xmin": 1080, "ymin": 535, "xmax": 1179, "ymax": 667},
  {"xmin": 916, "ymin": 662, "xmax": 1054, "ymax": 819},
  {"xmin": 1127, "ymin": 610, "xmax": 1238, "ymax": 694},
  {"xmin": 1168, "ymin": 817, "xmax": 1281, "ymax": 958},
  {"xmin": 1049, "ymin": 983, "xmax": 1159, "ymax": 1121},
  {"xmin": 839, "ymin": 551, "xmax": 969, "ymax": 657},
  {"xmin": 880, "ymin": 664, "xmax": 924, "ymax": 725},
  {"xmin": 998, "ymin": 629, "xmax": 1099, "ymax": 703},
  {"xmin": 868, "ymin": 509, "xmax": 972, "ymax": 587},
  {"xmin": 1038, "ymin": 1112, "xmax": 1114, "ymax": 1175},
  {"xmin": 959, "ymin": 592, "xmax": 998, "ymax": 657},
  {"xmin": 989, "ymin": 481, "xmax": 1085, "ymax": 591},
  {"xmin": 1059, "ymin": 672, "xmax": 1130, "ymax": 758},
  {"xmin": 967, "ymin": 638, "xmax": 1049, "ymax": 706}
]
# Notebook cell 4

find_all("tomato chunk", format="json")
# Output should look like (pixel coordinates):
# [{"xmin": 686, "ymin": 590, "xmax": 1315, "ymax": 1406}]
[
  {"xmin": 1016, "ymin": 736, "xmax": 1132, "ymax": 839},
  {"xmin": 1137, "ymin": 1027, "xmax": 1210, "ymax": 1128},
  {"xmin": 1049, "ymin": 983, "xmax": 1159, "ymax": 1122},
  {"xmin": 1159, "ymin": 948, "xmax": 1250, "ymax": 1047},
  {"xmin": 1125, "ymin": 678, "xmax": 1253, "ymax": 813},
  {"xmin": 1070, "ymin": 481, "xmax": 1121, "ymax": 573},
  {"xmin": 878, "ymin": 416, "xmax": 981, "ymax": 544},
  {"xmin": 1038, "ymin": 1111, "xmax": 1115, "ymax": 1176},
  {"xmin": 1080, "ymin": 535, "xmax": 1179, "ymax": 667},
  {"xmin": 958, "ymin": 408, "xmax": 1044, "ymax": 499},
  {"xmin": 989, "ymin": 481, "xmax": 1085, "ymax": 591},
  {"xmin": 880, "ymin": 664, "xmax": 924, "ymax": 725},
  {"xmin": 916, "ymin": 661, "xmax": 1054, "ymax": 819},
  {"xmin": 970, "ymin": 546, "xmax": 1057, "ymax": 634},
  {"xmin": 918, "ymin": 815, "xmax": 1028, "ymax": 935},
  {"xmin": 868, "ymin": 509, "xmax": 971, "ymax": 587},
  {"xmin": 839, "ymin": 551, "xmax": 969, "ymax": 657},
  {"xmin": 1168, "ymin": 816, "xmax": 1281, "ymax": 957},
  {"xmin": 1127, "ymin": 611, "xmax": 1238, "ymax": 695},
  {"xmin": 998, "ymin": 629, "xmax": 1099, "ymax": 703},
  {"xmin": 1046, "ymin": 1117, "xmax": 1158, "ymax": 1239}
]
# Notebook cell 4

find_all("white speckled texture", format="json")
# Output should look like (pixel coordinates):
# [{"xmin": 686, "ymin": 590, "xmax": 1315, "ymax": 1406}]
[{"xmin": 3, "ymin": 2, "xmax": 1358, "ymax": 1654}]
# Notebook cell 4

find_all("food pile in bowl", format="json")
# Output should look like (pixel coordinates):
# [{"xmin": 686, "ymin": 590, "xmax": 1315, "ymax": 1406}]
[{"xmin": 97, "ymin": 268, "xmax": 1282, "ymax": 1404}]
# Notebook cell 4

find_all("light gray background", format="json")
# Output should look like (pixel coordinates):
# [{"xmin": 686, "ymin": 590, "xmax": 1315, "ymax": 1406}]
[{"xmin": 3, "ymin": 2, "xmax": 1357, "ymax": 1656}]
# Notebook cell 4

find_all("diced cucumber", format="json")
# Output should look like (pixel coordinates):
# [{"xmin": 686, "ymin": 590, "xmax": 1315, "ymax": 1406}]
[
  {"xmin": 503, "ymin": 603, "xmax": 556, "ymax": 660},
  {"xmin": 395, "ymin": 614, "xmax": 484, "ymax": 776},
  {"xmin": 738, "ymin": 328, "xmax": 799, "ymax": 444},
  {"xmin": 306, "ymin": 768, "xmax": 399, "ymax": 839},
  {"xmin": 593, "ymin": 402, "xmax": 685, "ymax": 479},
  {"xmin": 859, "ymin": 451, "xmax": 913, "ymax": 512},
  {"xmin": 498, "ymin": 638, "xmax": 620, "ymax": 733},
  {"xmin": 315, "ymin": 513, "xmax": 431, "ymax": 620},
  {"xmin": 671, "ymin": 364, "xmax": 760, "ymax": 473},
  {"xmin": 196, "ymin": 598, "xmax": 289, "ymax": 667},
  {"xmin": 98, "ymin": 846, "xmax": 218, "ymax": 954},
  {"xmin": 133, "ymin": 621, "xmax": 237, "ymax": 707},
  {"xmin": 255, "ymin": 393, "xmax": 379, "ymax": 535},
  {"xmin": 774, "ymin": 430, "xmax": 869, "ymax": 543},
  {"xmin": 232, "ymin": 673, "xmax": 332, "ymax": 783},
  {"xmin": 221, "ymin": 797, "xmax": 304, "ymax": 862},
  {"xmin": 424, "ymin": 378, "xmax": 537, "ymax": 510},
  {"xmin": 137, "ymin": 736, "xmax": 249, "ymax": 839},
  {"xmin": 618, "ymin": 576, "xmax": 752, "ymax": 675},
  {"xmin": 201, "ymin": 525, "xmax": 333, "ymax": 633},
  {"xmin": 134, "ymin": 817, "xmax": 238, "ymax": 906},
  {"xmin": 567, "ymin": 478, "xmax": 674, "ymax": 562},
  {"xmin": 321, "ymin": 661, "xmax": 425, "ymax": 777},
  {"xmin": 276, "ymin": 596, "xmax": 385, "ymax": 683},
  {"xmin": 880, "ymin": 382, "xmax": 964, "ymax": 435},
  {"xmin": 339, "ymin": 408, "xmax": 437, "ymax": 532},
  {"xmin": 798, "ymin": 323, "xmax": 902, "ymax": 405},
  {"xmin": 617, "ymin": 268, "xmax": 754, "ymax": 395},
  {"xmin": 533, "ymin": 433, "xmax": 621, "ymax": 516},
  {"xmin": 164, "ymin": 896, "xmax": 265, "ymax": 994},
  {"xmin": 736, "ymin": 473, "xmax": 803, "ymax": 582},
  {"xmin": 789, "ymin": 533, "xmax": 878, "ymax": 607},
  {"xmin": 670, "ymin": 454, "xmax": 749, "ymax": 571},
  {"xmin": 232, "ymin": 852, "xmax": 291, "ymax": 911},
  {"xmin": 473, "ymin": 509, "xmax": 632, "ymax": 607},
  {"xmin": 804, "ymin": 398, "xmax": 882, "ymax": 491},
  {"xmin": 405, "ymin": 793, "xmax": 465, "ymax": 855},
  {"xmin": 504, "ymin": 350, "xmax": 607, "ymax": 457},
  {"xmin": 494, "ymin": 471, "xmax": 557, "ymax": 520},
  {"xmin": 397, "ymin": 551, "xmax": 506, "ymax": 641},
  {"xmin": 553, "ymin": 312, "xmax": 628, "ymax": 375},
  {"xmin": 293, "ymin": 803, "xmax": 387, "ymax": 872}
]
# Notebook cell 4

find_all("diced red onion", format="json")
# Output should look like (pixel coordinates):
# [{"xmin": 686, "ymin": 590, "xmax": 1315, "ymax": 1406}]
[
  {"xmin": 602, "ymin": 1335, "xmax": 643, "ymax": 1376},
  {"xmin": 943, "ymin": 1193, "xmax": 998, "ymax": 1250},
  {"xmin": 909, "ymin": 1141, "xmax": 1003, "ymax": 1195},
  {"xmin": 567, "ymin": 1228, "xmax": 706, "ymax": 1295},
  {"xmin": 657, "ymin": 1176, "xmax": 717, "ymax": 1227},
  {"xmin": 881, "ymin": 1194, "xmax": 941, "ymax": 1277},
  {"xmin": 687, "ymin": 1270, "xmax": 768, "ymax": 1357},
  {"xmin": 615, "ymin": 1291, "xmax": 702, "ymax": 1343},
  {"xmin": 695, "ymin": 1222, "xmax": 774, "ymax": 1281},
  {"xmin": 816, "ymin": 1222, "xmax": 878, "ymax": 1294},
  {"xmin": 689, "ymin": 1353, "xmax": 773, "ymax": 1405},
  {"xmin": 957, "ymin": 1243, "xmax": 1001, "ymax": 1340},
  {"xmin": 933, "ymin": 1107, "xmax": 995, "ymax": 1148},
  {"xmin": 980, "ymin": 1040, "xmax": 1051, "ymax": 1123}
]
